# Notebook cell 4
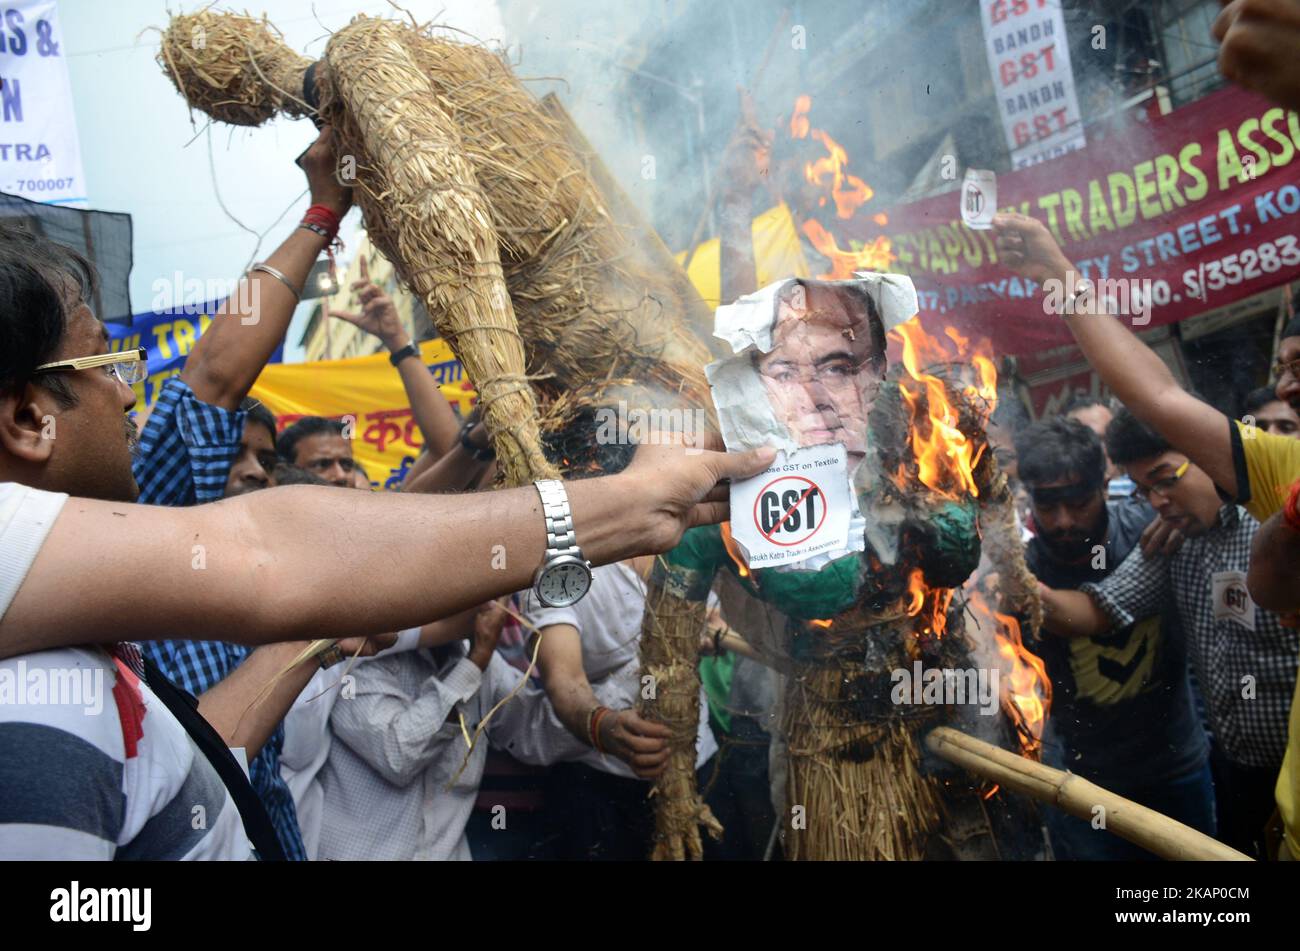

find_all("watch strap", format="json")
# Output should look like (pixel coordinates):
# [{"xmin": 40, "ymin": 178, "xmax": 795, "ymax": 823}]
[
  {"xmin": 389, "ymin": 342, "xmax": 419, "ymax": 367},
  {"xmin": 535, "ymin": 479, "xmax": 580, "ymax": 554},
  {"xmin": 459, "ymin": 418, "xmax": 495, "ymax": 461}
]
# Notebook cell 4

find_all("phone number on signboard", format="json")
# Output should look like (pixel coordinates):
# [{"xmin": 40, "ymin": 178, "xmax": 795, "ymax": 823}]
[{"xmin": 1183, "ymin": 236, "xmax": 1300, "ymax": 299}]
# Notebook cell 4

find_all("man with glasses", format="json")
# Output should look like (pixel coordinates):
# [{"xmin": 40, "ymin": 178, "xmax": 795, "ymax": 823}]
[
  {"xmin": 1039, "ymin": 408, "xmax": 1298, "ymax": 858},
  {"xmin": 1015, "ymin": 417, "xmax": 1212, "ymax": 860},
  {"xmin": 0, "ymin": 221, "xmax": 771, "ymax": 861},
  {"xmin": 752, "ymin": 280, "xmax": 886, "ymax": 470},
  {"xmin": 995, "ymin": 213, "xmax": 1300, "ymax": 860}
]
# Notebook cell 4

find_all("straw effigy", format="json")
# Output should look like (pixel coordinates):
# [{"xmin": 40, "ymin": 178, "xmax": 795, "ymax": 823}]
[
  {"xmin": 158, "ymin": 9, "xmax": 722, "ymax": 858},
  {"xmin": 156, "ymin": 10, "xmax": 716, "ymax": 482},
  {"xmin": 636, "ymin": 577, "xmax": 721, "ymax": 861}
]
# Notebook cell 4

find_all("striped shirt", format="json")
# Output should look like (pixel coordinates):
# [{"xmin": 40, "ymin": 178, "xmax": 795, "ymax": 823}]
[
  {"xmin": 131, "ymin": 377, "xmax": 307, "ymax": 860},
  {"xmin": 0, "ymin": 483, "xmax": 251, "ymax": 859}
]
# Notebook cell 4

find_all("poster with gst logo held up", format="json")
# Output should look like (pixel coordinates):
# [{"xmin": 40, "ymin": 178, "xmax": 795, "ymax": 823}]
[
  {"xmin": 706, "ymin": 274, "xmax": 917, "ymax": 570},
  {"xmin": 729, "ymin": 444, "xmax": 854, "ymax": 568}
]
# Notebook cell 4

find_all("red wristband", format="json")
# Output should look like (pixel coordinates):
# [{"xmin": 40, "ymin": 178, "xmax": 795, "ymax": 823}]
[
  {"xmin": 301, "ymin": 203, "xmax": 342, "ymax": 242},
  {"xmin": 1284, "ymin": 478, "xmax": 1300, "ymax": 534},
  {"xmin": 589, "ymin": 706, "xmax": 611, "ymax": 753}
]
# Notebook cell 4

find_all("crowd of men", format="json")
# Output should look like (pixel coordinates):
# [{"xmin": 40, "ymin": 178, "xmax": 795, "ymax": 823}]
[{"xmin": 2, "ymin": 0, "xmax": 1300, "ymax": 862}]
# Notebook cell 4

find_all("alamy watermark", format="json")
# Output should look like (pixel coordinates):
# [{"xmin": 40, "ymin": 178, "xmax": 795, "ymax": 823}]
[
  {"xmin": 890, "ymin": 661, "xmax": 999, "ymax": 716},
  {"xmin": 594, "ymin": 401, "xmax": 710, "ymax": 454},
  {"xmin": 0, "ymin": 661, "xmax": 104, "ymax": 716},
  {"xmin": 1042, "ymin": 269, "xmax": 1153, "ymax": 326}
]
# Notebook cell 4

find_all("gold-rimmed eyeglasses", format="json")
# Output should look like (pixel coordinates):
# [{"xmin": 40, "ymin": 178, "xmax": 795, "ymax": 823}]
[{"xmin": 33, "ymin": 348, "xmax": 148, "ymax": 386}]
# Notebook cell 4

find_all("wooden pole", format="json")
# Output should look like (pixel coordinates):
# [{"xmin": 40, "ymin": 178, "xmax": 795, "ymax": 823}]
[{"xmin": 926, "ymin": 726, "xmax": 1251, "ymax": 861}]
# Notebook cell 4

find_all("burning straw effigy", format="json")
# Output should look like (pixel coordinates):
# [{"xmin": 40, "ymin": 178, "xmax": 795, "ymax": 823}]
[
  {"xmin": 157, "ymin": 7, "xmax": 726, "ymax": 860},
  {"xmin": 155, "ymin": 8, "xmax": 1127, "ymax": 863}
]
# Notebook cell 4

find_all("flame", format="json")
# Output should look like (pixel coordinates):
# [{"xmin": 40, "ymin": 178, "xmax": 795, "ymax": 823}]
[
  {"xmin": 719, "ymin": 521, "xmax": 750, "ymax": 579},
  {"xmin": 801, "ymin": 220, "xmax": 895, "ymax": 279},
  {"xmin": 903, "ymin": 568, "xmax": 926, "ymax": 617},
  {"xmin": 808, "ymin": 618, "xmax": 833, "ymax": 629},
  {"xmin": 790, "ymin": 94, "xmax": 811, "ymax": 139},
  {"xmin": 804, "ymin": 129, "xmax": 873, "ymax": 219},
  {"xmin": 968, "ymin": 590, "xmax": 1052, "ymax": 757},
  {"xmin": 889, "ymin": 319, "xmax": 999, "ymax": 501},
  {"xmin": 787, "ymin": 95, "xmax": 892, "ymax": 276}
]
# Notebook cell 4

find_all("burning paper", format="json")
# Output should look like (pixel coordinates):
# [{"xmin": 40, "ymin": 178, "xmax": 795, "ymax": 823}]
[{"xmin": 707, "ymin": 274, "xmax": 917, "ymax": 569}]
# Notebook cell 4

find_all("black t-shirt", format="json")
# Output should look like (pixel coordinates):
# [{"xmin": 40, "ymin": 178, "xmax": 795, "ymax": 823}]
[{"xmin": 1026, "ymin": 496, "xmax": 1207, "ymax": 791}]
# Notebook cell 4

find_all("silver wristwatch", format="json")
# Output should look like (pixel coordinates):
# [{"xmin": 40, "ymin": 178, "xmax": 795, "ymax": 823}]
[{"xmin": 532, "ymin": 479, "xmax": 593, "ymax": 608}]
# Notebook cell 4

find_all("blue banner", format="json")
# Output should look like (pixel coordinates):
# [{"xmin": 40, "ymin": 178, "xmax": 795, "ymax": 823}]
[{"xmin": 109, "ymin": 301, "xmax": 285, "ymax": 407}]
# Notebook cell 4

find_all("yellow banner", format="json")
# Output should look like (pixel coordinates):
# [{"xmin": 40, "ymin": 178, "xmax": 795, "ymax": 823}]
[
  {"xmin": 675, "ymin": 202, "xmax": 812, "ymax": 307},
  {"xmin": 249, "ymin": 340, "xmax": 475, "ymax": 490}
]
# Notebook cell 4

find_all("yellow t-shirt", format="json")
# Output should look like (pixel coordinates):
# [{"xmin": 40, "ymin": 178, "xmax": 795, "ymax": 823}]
[{"xmin": 1230, "ymin": 420, "xmax": 1300, "ymax": 856}]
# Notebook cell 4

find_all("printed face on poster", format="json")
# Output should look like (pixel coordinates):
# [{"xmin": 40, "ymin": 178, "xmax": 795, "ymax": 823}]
[{"xmin": 707, "ymin": 275, "xmax": 917, "ymax": 569}]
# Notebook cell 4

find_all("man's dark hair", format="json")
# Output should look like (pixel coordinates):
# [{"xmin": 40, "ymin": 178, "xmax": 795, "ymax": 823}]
[
  {"xmin": 1104, "ymin": 406, "xmax": 1171, "ymax": 467},
  {"xmin": 1060, "ymin": 393, "xmax": 1112, "ymax": 417},
  {"xmin": 278, "ymin": 416, "xmax": 344, "ymax": 462},
  {"xmin": 0, "ymin": 224, "xmax": 99, "ymax": 407},
  {"xmin": 1242, "ymin": 386, "xmax": 1283, "ymax": 419},
  {"xmin": 240, "ymin": 398, "xmax": 278, "ymax": 448},
  {"xmin": 1014, "ymin": 417, "xmax": 1106, "ymax": 488},
  {"xmin": 271, "ymin": 462, "xmax": 328, "ymax": 487}
]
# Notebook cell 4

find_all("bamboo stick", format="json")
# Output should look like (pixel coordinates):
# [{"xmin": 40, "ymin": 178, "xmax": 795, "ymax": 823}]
[{"xmin": 925, "ymin": 726, "xmax": 1251, "ymax": 861}]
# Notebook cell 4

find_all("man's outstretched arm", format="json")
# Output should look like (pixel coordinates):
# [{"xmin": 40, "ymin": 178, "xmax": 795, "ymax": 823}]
[
  {"xmin": 1038, "ymin": 585, "xmax": 1110, "ymax": 639},
  {"xmin": 0, "ymin": 442, "xmax": 773, "ymax": 657},
  {"xmin": 993, "ymin": 212, "xmax": 1239, "ymax": 496}
]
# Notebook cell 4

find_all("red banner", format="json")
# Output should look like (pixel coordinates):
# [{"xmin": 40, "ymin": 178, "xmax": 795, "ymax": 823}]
[{"xmin": 852, "ymin": 87, "xmax": 1300, "ymax": 356}]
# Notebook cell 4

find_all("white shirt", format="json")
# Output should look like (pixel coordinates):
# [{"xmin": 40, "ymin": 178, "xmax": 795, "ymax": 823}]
[
  {"xmin": 279, "ymin": 627, "xmax": 421, "ymax": 860},
  {"xmin": 520, "ymin": 562, "xmax": 718, "ymax": 778},
  {"xmin": 317, "ymin": 646, "xmax": 586, "ymax": 860},
  {"xmin": 0, "ymin": 483, "xmax": 251, "ymax": 860}
]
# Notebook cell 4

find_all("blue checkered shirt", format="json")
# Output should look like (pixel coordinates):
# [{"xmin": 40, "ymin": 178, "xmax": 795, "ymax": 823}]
[{"xmin": 133, "ymin": 377, "xmax": 308, "ymax": 860}]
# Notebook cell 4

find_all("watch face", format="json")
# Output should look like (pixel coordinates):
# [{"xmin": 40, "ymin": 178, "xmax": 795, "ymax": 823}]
[{"xmin": 537, "ymin": 559, "xmax": 592, "ymax": 607}]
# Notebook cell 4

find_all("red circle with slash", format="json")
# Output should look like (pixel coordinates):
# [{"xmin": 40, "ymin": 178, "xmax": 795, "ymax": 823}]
[{"xmin": 753, "ymin": 475, "xmax": 827, "ymax": 547}]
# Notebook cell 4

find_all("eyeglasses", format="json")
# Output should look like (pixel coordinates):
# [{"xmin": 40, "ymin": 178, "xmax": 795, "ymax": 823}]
[
  {"xmin": 33, "ymin": 348, "xmax": 148, "ymax": 386},
  {"xmin": 1272, "ymin": 358, "xmax": 1300, "ymax": 383},
  {"xmin": 758, "ymin": 357, "xmax": 882, "ymax": 395},
  {"xmin": 1133, "ymin": 460, "xmax": 1190, "ymax": 500}
]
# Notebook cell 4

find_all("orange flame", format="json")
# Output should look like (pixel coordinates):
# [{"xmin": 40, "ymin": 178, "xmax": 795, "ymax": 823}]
[
  {"xmin": 719, "ymin": 521, "xmax": 750, "ymax": 579},
  {"xmin": 787, "ymin": 94, "xmax": 892, "ymax": 276},
  {"xmin": 808, "ymin": 618, "xmax": 833, "ymax": 629},
  {"xmin": 801, "ymin": 220, "xmax": 895, "ymax": 279},
  {"xmin": 903, "ymin": 567, "xmax": 926, "ymax": 617},
  {"xmin": 968, "ymin": 590, "xmax": 1052, "ymax": 757},
  {"xmin": 889, "ymin": 320, "xmax": 999, "ymax": 501},
  {"xmin": 790, "ymin": 94, "xmax": 811, "ymax": 139},
  {"xmin": 804, "ymin": 129, "xmax": 873, "ymax": 219}
]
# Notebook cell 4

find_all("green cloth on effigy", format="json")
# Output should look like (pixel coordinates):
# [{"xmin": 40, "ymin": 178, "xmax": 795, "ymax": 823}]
[{"xmin": 655, "ymin": 524, "xmax": 863, "ymax": 620}]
